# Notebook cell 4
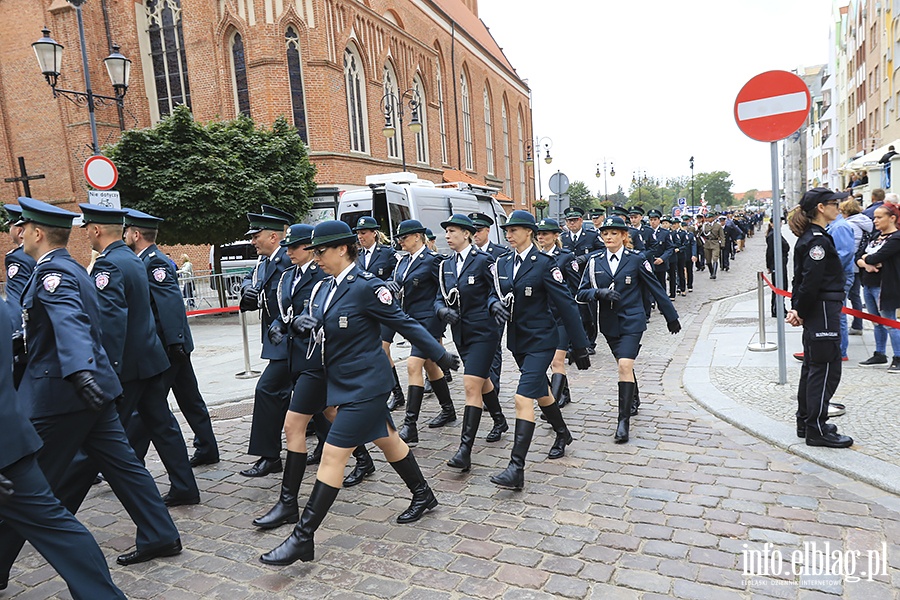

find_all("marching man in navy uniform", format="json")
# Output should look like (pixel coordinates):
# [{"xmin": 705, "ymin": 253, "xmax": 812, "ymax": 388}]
[
  {"xmin": 577, "ymin": 216, "xmax": 681, "ymax": 443},
  {"xmin": 240, "ymin": 211, "xmax": 292, "ymax": 477},
  {"xmin": 123, "ymin": 208, "xmax": 220, "ymax": 468},
  {"xmin": 644, "ymin": 209, "xmax": 674, "ymax": 293},
  {"xmin": 2, "ymin": 203, "xmax": 35, "ymax": 332},
  {"xmin": 0, "ymin": 197, "xmax": 182, "ymax": 574},
  {"xmin": 560, "ymin": 206, "xmax": 603, "ymax": 353},
  {"xmin": 490, "ymin": 211, "xmax": 592, "ymax": 491}
]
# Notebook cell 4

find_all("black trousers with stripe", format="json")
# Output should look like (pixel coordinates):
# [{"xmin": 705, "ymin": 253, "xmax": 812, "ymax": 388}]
[{"xmin": 796, "ymin": 300, "xmax": 842, "ymax": 437}]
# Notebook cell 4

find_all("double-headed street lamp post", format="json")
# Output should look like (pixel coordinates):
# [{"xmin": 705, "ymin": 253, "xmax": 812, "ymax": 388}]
[
  {"xmin": 690, "ymin": 156, "xmax": 695, "ymax": 214},
  {"xmin": 632, "ymin": 170, "xmax": 648, "ymax": 204},
  {"xmin": 381, "ymin": 88, "xmax": 423, "ymax": 172},
  {"xmin": 32, "ymin": 0, "xmax": 132, "ymax": 156},
  {"xmin": 595, "ymin": 159, "xmax": 615, "ymax": 202},
  {"xmin": 524, "ymin": 136, "xmax": 553, "ymax": 202}
]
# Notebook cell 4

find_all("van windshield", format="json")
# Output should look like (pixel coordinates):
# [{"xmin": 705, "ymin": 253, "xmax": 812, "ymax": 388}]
[{"xmin": 340, "ymin": 191, "xmax": 410, "ymax": 238}]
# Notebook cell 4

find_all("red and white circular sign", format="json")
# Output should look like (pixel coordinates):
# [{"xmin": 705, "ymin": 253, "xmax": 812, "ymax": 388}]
[
  {"xmin": 734, "ymin": 70, "xmax": 811, "ymax": 142},
  {"xmin": 83, "ymin": 155, "xmax": 119, "ymax": 190}
]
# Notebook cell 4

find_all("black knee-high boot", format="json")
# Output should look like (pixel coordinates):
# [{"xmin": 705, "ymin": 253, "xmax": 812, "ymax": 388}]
[
  {"xmin": 616, "ymin": 381, "xmax": 636, "ymax": 443},
  {"xmin": 390, "ymin": 451, "xmax": 439, "ymax": 523},
  {"xmin": 631, "ymin": 370, "xmax": 640, "ymax": 416},
  {"xmin": 387, "ymin": 366, "xmax": 405, "ymax": 411},
  {"xmin": 539, "ymin": 401, "xmax": 573, "ymax": 459},
  {"xmin": 398, "ymin": 386, "xmax": 424, "ymax": 444},
  {"xmin": 427, "ymin": 376, "xmax": 456, "ymax": 428},
  {"xmin": 447, "ymin": 406, "xmax": 482, "ymax": 471},
  {"xmin": 253, "ymin": 450, "xmax": 306, "ymax": 529},
  {"xmin": 481, "ymin": 388, "xmax": 508, "ymax": 442},
  {"xmin": 550, "ymin": 373, "xmax": 569, "ymax": 409},
  {"xmin": 490, "ymin": 419, "xmax": 535, "ymax": 490},
  {"xmin": 342, "ymin": 446, "xmax": 375, "ymax": 487},
  {"xmin": 259, "ymin": 479, "xmax": 340, "ymax": 565}
]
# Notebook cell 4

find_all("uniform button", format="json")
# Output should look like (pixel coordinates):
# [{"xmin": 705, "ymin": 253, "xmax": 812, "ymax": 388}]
[
  {"xmin": 88, "ymin": 357, "xmax": 94, "ymax": 363},
  {"xmin": 44, "ymin": 370, "xmax": 49, "ymax": 375}
]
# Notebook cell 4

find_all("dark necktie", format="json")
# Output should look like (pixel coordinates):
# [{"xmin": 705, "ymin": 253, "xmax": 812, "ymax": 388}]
[{"xmin": 610, "ymin": 254, "xmax": 618, "ymax": 262}]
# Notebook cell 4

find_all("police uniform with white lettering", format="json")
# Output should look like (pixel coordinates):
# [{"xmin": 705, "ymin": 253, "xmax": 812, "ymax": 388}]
[
  {"xmin": 490, "ymin": 211, "xmax": 591, "ymax": 491},
  {"xmin": 790, "ymin": 188, "xmax": 853, "ymax": 448},
  {"xmin": 0, "ymin": 198, "xmax": 181, "ymax": 572},
  {"xmin": 577, "ymin": 216, "xmax": 681, "ymax": 444}
]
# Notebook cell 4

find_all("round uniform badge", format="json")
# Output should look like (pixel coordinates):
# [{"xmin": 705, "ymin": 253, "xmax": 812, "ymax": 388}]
[
  {"xmin": 376, "ymin": 286, "xmax": 393, "ymax": 304},
  {"xmin": 552, "ymin": 267, "xmax": 564, "ymax": 283},
  {"xmin": 7, "ymin": 264, "xmax": 19, "ymax": 278},
  {"xmin": 152, "ymin": 267, "xmax": 167, "ymax": 282},
  {"xmin": 643, "ymin": 260, "xmax": 653, "ymax": 272},
  {"xmin": 94, "ymin": 272, "xmax": 110, "ymax": 290},
  {"xmin": 42, "ymin": 273, "xmax": 61, "ymax": 293},
  {"xmin": 570, "ymin": 260, "xmax": 579, "ymax": 273},
  {"xmin": 809, "ymin": 245, "xmax": 825, "ymax": 261}
]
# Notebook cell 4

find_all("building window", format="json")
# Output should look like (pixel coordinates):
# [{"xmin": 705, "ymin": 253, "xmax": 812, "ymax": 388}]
[
  {"xmin": 501, "ymin": 101, "xmax": 511, "ymax": 195},
  {"xmin": 383, "ymin": 63, "xmax": 401, "ymax": 160},
  {"xmin": 145, "ymin": 0, "xmax": 191, "ymax": 120},
  {"xmin": 344, "ymin": 44, "xmax": 368, "ymax": 153},
  {"xmin": 230, "ymin": 32, "xmax": 251, "ymax": 117},
  {"xmin": 517, "ymin": 111, "xmax": 526, "ymax": 203},
  {"xmin": 461, "ymin": 72, "xmax": 473, "ymax": 170},
  {"xmin": 484, "ymin": 87, "xmax": 494, "ymax": 175},
  {"xmin": 285, "ymin": 27, "xmax": 308, "ymax": 143},
  {"xmin": 437, "ymin": 63, "xmax": 448, "ymax": 164},
  {"xmin": 413, "ymin": 75, "xmax": 428, "ymax": 164}
]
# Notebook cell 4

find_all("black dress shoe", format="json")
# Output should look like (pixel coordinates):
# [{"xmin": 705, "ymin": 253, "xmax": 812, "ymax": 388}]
[
  {"xmin": 240, "ymin": 457, "xmax": 283, "ymax": 477},
  {"xmin": 189, "ymin": 452, "xmax": 220, "ymax": 468},
  {"xmin": 796, "ymin": 423, "xmax": 837, "ymax": 438},
  {"xmin": 117, "ymin": 539, "xmax": 182, "ymax": 566},
  {"xmin": 162, "ymin": 491, "xmax": 201, "ymax": 507},
  {"xmin": 806, "ymin": 431, "xmax": 853, "ymax": 448}
]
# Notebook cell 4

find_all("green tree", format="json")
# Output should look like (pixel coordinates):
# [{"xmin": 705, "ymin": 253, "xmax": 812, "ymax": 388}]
[
  {"xmin": 566, "ymin": 180, "xmax": 596, "ymax": 213},
  {"xmin": 694, "ymin": 171, "xmax": 734, "ymax": 208},
  {"xmin": 106, "ymin": 105, "xmax": 317, "ymax": 248}
]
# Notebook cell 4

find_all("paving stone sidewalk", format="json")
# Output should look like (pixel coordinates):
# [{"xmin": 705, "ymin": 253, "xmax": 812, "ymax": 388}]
[{"xmin": 5, "ymin": 228, "xmax": 900, "ymax": 599}]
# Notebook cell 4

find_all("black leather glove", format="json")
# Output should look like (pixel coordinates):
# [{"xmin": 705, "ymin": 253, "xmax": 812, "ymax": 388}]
[
  {"xmin": 11, "ymin": 330, "xmax": 26, "ymax": 364},
  {"xmin": 436, "ymin": 307, "xmax": 460, "ymax": 325},
  {"xmin": 593, "ymin": 288, "xmax": 621, "ymax": 303},
  {"xmin": 575, "ymin": 254, "xmax": 590, "ymax": 266},
  {"xmin": 436, "ymin": 351, "xmax": 461, "ymax": 372},
  {"xmin": 239, "ymin": 287, "xmax": 260, "ymax": 311},
  {"xmin": 167, "ymin": 343, "xmax": 189, "ymax": 364},
  {"xmin": 569, "ymin": 347, "xmax": 591, "ymax": 370},
  {"xmin": 267, "ymin": 321, "xmax": 287, "ymax": 345},
  {"xmin": 0, "ymin": 474, "xmax": 13, "ymax": 506},
  {"xmin": 65, "ymin": 370, "xmax": 107, "ymax": 412},
  {"xmin": 667, "ymin": 319, "xmax": 682, "ymax": 335},
  {"xmin": 291, "ymin": 313, "xmax": 320, "ymax": 335},
  {"xmin": 385, "ymin": 280, "xmax": 402, "ymax": 295},
  {"xmin": 489, "ymin": 302, "xmax": 510, "ymax": 325}
]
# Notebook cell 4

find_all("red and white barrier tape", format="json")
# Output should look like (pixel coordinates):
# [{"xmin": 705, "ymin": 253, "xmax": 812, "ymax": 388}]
[{"xmin": 185, "ymin": 306, "xmax": 240, "ymax": 318}]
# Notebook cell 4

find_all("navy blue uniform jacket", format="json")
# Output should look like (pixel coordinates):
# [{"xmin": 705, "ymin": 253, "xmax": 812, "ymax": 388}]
[
  {"xmin": 241, "ymin": 247, "xmax": 290, "ymax": 360},
  {"xmin": 276, "ymin": 261, "xmax": 327, "ymax": 374},
  {"xmin": 390, "ymin": 248, "xmax": 443, "ymax": 336},
  {"xmin": 91, "ymin": 241, "xmax": 169, "ymax": 382},
  {"xmin": 20, "ymin": 249, "xmax": 123, "ymax": 418},
  {"xmin": 140, "ymin": 244, "xmax": 193, "ymax": 352},
  {"xmin": 560, "ymin": 228, "xmax": 603, "ymax": 258},
  {"xmin": 309, "ymin": 266, "xmax": 445, "ymax": 406},
  {"xmin": 0, "ymin": 300, "xmax": 42, "ymax": 470},
  {"xmin": 576, "ymin": 249, "xmax": 679, "ymax": 337},
  {"xmin": 496, "ymin": 246, "xmax": 589, "ymax": 353},
  {"xmin": 545, "ymin": 247, "xmax": 581, "ymax": 327},
  {"xmin": 479, "ymin": 242, "xmax": 509, "ymax": 260},
  {"xmin": 434, "ymin": 248, "xmax": 500, "ymax": 347},
  {"xmin": 644, "ymin": 227, "xmax": 674, "ymax": 269},
  {"xmin": 357, "ymin": 243, "xmax": 396, "ymax": 279},
  {"xmin": 4, "ymin": 246, "xmax": 35, "ymax": 331}
]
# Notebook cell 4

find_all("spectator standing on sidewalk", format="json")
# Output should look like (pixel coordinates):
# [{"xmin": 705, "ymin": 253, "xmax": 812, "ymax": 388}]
[
  {"xmin": 842, "ymin": 198, "xmax": 873, "ymax": 336},
  {"xmin": 826, "ymin": 211, "xmax": 857, "ymax": 361},
  {"xmin": 177, "ymin": 254, "xmax": 195, "ymax": 308},
  {"xmin": 880, "ymin": 145, "xmax": 897, "ymax": 189},
  {"xmin": 863, "ymin": 188, "xmax": 886, "ymax": 219},
  {"xmin": 856, "ymin": 201, "xmax": 900, "ymax": 372}
]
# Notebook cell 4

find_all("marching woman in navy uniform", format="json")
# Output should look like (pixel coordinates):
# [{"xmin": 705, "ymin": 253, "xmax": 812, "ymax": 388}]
[
  {"xmin": 786, "ymin": 188, "xmax": 853, "ymax": 448},
  {"xmin": 253, "ymin": 224, "xmax": 332, "ymax": 530},
  {"xmin": 490, "ymin": 211, "xmax": 591, "ymax": 491},
  {"xmin": 386, "ymin": 220, "xmax": 455, "ymax": 444},
  {"xmin": 2, "ymin": 203, "xmax": 35, "ymax": 332},
  {"xmin": 535, "ymin": 218, "xmax": 581, "ymax": 409},
  {"xmin": 434, "ymin": 215, "xmax": 509, "ymax": 473},
  {"xmin": 260, "ymin": 221, "xmax": 459, "ymax": 565},
  {"xmin": 576, "ymin": 216, "xmax": 681, "ymax": 444}
]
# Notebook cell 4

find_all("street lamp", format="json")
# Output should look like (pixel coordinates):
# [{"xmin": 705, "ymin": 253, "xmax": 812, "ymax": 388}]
[
  {"xmin": 524, "ymin": 136, "xmax": 552, "ymax": 201},
  {"xmin": 632, "ymin": 170, "xmax": 648, "ymax": 204},
  {"xmin": 595, "ymin": 159, "xmax": 615, "ymax": 202},
  {"xmin": 381, "ymin": 87, "xmax": 422, "ymax": 172},
  {"xmin": 689, "ymin": 156, "xmax": 695, "ymax": 215},
  {"xmin": 32, "ymin": 2, "xmax": 132, "ymax": 155}
]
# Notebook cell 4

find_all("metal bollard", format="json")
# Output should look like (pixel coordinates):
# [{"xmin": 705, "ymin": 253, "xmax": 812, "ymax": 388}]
[
  {"xmin": 235, "ymin": 309, "xmax": 261, "ymax": 379},
  {"xmin": 748, "ymin": 271, "xmax": 777, "ymax": 352}
]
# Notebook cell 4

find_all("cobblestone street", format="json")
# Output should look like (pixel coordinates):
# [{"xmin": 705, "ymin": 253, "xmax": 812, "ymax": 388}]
[{"xmin": 5, "ymin": 232, "xmax": 900, "ymax": 599}]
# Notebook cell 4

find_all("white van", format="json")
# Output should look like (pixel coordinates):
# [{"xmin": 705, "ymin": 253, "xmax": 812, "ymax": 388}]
[{"xmin": 336, "ymin": 172, "xmax": 508, "ymax": 252}]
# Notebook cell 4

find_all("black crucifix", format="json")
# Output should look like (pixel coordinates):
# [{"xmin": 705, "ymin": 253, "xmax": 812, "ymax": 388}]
[{"xmin": 3, "ymin": 157, "xmax": 46, "ymax": 198}]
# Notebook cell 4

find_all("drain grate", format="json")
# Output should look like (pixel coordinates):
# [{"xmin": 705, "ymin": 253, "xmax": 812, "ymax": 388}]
[
  {"xmin": 208, "ymin": 400, "xmax": 254, "ymax": 420},
  {"xmin": 716, "ymin": 317, "xmax": 762, "ymax": 326}
]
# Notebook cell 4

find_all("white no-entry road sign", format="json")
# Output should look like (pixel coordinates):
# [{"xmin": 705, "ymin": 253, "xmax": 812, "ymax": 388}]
[
  {"xmin": 83, "ymin": 155, "xmax": 119, "ymax": 191},
  {"xmin": 734, "ymin": 70, "xmax": 810, "ymax": 143}
]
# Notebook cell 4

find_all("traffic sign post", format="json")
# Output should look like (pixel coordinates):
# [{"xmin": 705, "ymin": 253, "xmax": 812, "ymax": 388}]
[
  {"xmin": 734, "ymin": 69, "xmax": 811, "ymax": 385},
  {"xmin": 83, "ymin": 155, "xmax": 119, "ymax": 191}
]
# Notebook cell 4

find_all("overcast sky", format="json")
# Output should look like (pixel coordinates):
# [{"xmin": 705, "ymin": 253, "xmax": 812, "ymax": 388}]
[{"xmin": 478, "ymin": 0, "xmax": 833, "ymax": 199}]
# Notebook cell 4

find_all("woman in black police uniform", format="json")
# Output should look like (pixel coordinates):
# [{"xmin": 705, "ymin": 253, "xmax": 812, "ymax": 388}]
[
  {"xmin": 384, "ymin": 220, "xmax": 454, "ymax": 445},
  {"xmin": 252, "ymin": 224, "xmax": 331, "ymax": 530},
  {"xmin": 490, "ymin": 211, "xmax": 591, "ymax": 491},
  {"xmin": 435, "ymin": 214, "xmax": 509, "ymax": 473},
  {"xmin": 576, "ymin": 216, "xmax": 681, "ymax": 444},
  {"xmin": 535, "ymin": 218, "xmax": 581, "ymax": 409},
  {"xmin": 260, "ymin": 221, "xmax": 459, "ymax": 565},
  {"xmin": 786, "ymin": 188, "xmax": 853, "ymax": 448}
]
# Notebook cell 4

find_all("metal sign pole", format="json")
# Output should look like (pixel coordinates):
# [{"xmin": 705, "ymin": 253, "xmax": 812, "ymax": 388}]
[{"xmin": 770, "ymin": 141, "xmax": 787, "ymax": 384}]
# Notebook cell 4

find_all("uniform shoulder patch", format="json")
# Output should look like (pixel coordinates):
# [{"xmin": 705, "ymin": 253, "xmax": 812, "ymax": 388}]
[
  {"xmin": 42, "ymin": 272, "xmax": 62, "ymax": 293},
  {"xmin": 643, "ymin": 260, "xmax": 653, "ymax": 273},
  {"xmin": 570, "ymin": 260, "xmax": 579, "ymax": 273},
  {"xmin": 551, "ymin": 267, "xmax": 564, "ymax": 283},
  {"xmin": 152, "ymin": 267, "xmax": 168, "ymax": 282},
  {"xmin": 809, "ymin": 245, "xmax": 825, "ymax": 261},
  {"xmin": 94, "ymin": 271, "xmax": 111, "ymax": 290},
  {"xmin": 7, "ymin": 263, "xmax": 19, "ymax": 278},
  {"xmin": 376, "ymin": 286, "xmax": 393, "ymax": 304}
]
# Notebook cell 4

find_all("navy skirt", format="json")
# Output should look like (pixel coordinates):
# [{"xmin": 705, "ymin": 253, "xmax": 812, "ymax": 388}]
[
  {"xmin": 513, "ymin": 349, "xmax": 556, "ymax": 399},
  {"xmin": 289, "ymin": 369, "xmax": 328, "ymax": 415},
  {"xmin": 457, "ymin": 340, "xmax": 498, "ymax": 379},
  {"xmin": 325, "ymin": 394, "xmax": 397, "ymax": 448},
  {"xmin": 603, "ymin": 333, "xmax": 642, "ymax": 360}
]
